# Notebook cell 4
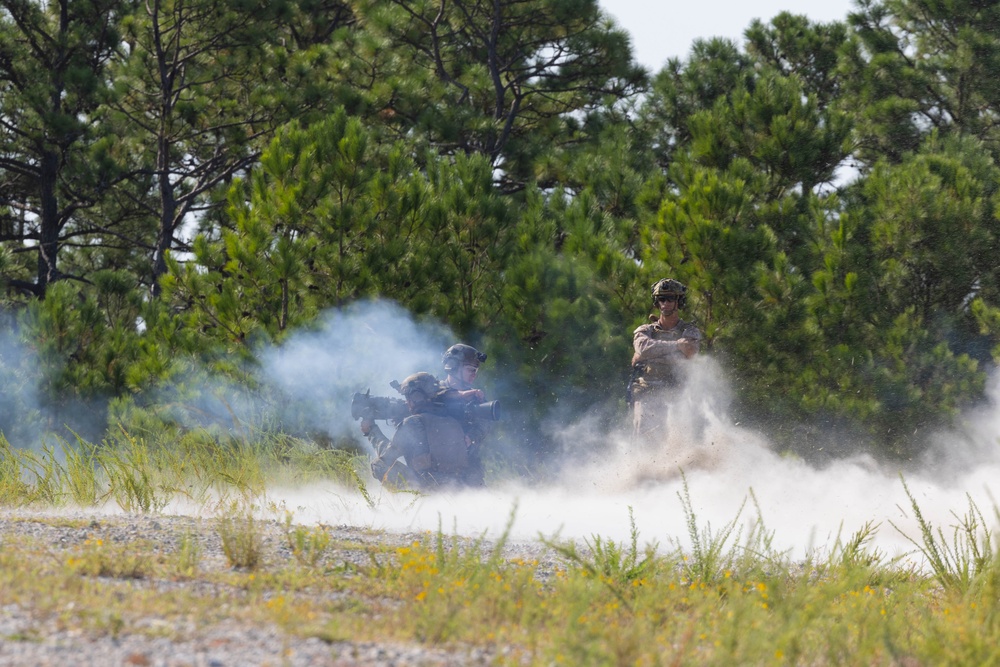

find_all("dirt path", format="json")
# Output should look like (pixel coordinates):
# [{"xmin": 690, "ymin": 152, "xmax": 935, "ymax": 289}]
[{"xmin": 0, "ymin": 508, "xmax": 515, "ymax": 666}]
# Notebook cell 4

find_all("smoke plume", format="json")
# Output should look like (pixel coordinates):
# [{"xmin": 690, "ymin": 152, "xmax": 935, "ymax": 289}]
[
  {"xmin": 259, "ymin": 343, "xmax": 1000, "ymax": 566},
  {"xmin": 6, "ymin": 297, "xmax": 1000, "ymax": 567}
]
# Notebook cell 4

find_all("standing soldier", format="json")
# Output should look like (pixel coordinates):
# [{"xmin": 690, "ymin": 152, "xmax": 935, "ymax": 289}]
[
  {"xmin": 629, "ymin": 279, "xmax": 702, "ymax": 443},
  {"xmin": 360, "ymin": 372, "xmax": 482, "ymax": 489}
]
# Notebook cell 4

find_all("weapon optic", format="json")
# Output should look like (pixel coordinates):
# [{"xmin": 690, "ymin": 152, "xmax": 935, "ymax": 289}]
[{"xmin": 350, "ymin": 390, "xmax": 409, "ymax": 424}]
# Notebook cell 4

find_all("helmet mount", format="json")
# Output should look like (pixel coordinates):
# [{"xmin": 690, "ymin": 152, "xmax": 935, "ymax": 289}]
[{"xmin": 442, "ymin": 344, "xmax": 487, "ymax": 374}]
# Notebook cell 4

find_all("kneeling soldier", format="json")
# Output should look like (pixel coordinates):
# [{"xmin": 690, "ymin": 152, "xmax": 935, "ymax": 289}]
[{"xmin": 361, "ymin": 372, "xmax": 483, "ymax": 490}]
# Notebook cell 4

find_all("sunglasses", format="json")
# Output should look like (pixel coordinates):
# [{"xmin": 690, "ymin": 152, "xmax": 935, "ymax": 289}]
[{"xmin": 655, "ymin": 295, "xmax": 679, "ymax": 303}]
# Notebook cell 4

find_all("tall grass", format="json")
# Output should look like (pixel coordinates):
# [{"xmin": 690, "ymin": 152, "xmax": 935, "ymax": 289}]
[
  {"xmin": 674, "ymin": 470, "xmax": 787, "ymax": 581},
  {"xmin": 543, "ymin": 507, "xmax": 661, "ymax": 611},
  {"xmin": 0, "ymin": 435, "xmax": 32, "ymax": 504},
  {"xmin": 62, "ymin": 433, "xmax": 102, "ymax": 506},
  {"xmin": 218, "ymin": 505, "xmax": 264, "ymax": 570},
  {"xmin": 0, "ymin": 423, "xmax": 374, "ymax": 513},
  {"xmin": 99, "ymin": 429, "xmax": 171, "ymax": 512},
  {"xmin": 0, "ymin": 435, "xmax": 101, "ymax": 506},
  {"xmin": 894, "ymin": 474, "xmax": 996, "ymax": 593},
  {"xmin": 366, "ymin": 495, "xmax": 940, "ymax": 665}
]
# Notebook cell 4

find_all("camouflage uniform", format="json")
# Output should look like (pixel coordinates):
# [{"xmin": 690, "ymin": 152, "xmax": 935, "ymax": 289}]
[
  {"xmin": 439, "ymin": 344, "xmax": 491, "ymax": 485},
  {"xmin": 365, "ymin": 372, "xmax": 483, "ymax": 489},
  {"xmin": 631, "ymin": 280, "xmax": 702, "ymax": 442}
]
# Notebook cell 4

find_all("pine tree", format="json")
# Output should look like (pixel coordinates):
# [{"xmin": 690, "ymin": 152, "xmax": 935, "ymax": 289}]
[
  {"xmin": 348, "ymin": 0, "xmax": 646, "ymax": 190},
  {"xmin": 106, "ymin": 0, "xmax": 292, "ymax": 294},
  {"xmin": 0, "ymin": 0, "xmax": 126, "ymax": 297},
  {"xmin": 844, "ymin": 0, "xmax": 1000, "ymax": 165}
]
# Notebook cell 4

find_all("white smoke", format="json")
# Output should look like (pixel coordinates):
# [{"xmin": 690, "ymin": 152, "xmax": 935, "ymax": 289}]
[
  {"xmin": 7, "ymin": 296, "xmax": 1000, "ymax": 568},
  {"xmin": 258, "ymin": 299, "xmax": 457, "ymax": 449},
  {"xmin": 0, "ymin": 326, "xmax": 39, "ymax": 442},
  {"xmin": 0, "ymin": 299, "xmax": 458, "ymax": 451},
  {"xmin": 258, "ymin": 354, "xmax": 1000, "ymax": 567},
  {"xmin": 0, "ymin": 322, "xmax": 106, "ymax": 447}
]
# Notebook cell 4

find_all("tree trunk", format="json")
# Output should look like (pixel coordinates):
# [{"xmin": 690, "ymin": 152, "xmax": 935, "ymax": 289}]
[{"xmin": 36, "ymin": 148, "xmax": 61, "ymax": 298}]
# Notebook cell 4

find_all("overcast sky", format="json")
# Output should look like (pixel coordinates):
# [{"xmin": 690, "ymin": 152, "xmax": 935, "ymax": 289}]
[{"xmin": 599, "ymin": 0, "xmax": 859, "ymax": 70}]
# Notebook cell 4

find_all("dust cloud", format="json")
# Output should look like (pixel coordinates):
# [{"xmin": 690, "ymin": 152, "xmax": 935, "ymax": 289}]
[
  {"xmin": 263, "ymin": 350, "xmax": 1000, "ymax": 566},
  {"xmin": 5, "ymin": 296, "xmax": 999, "ymax": 565}
]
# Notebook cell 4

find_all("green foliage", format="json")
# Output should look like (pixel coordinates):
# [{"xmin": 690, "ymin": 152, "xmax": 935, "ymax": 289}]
[
  {"xmin": 9, "ymin": 431, "xmax": 1000, "ymax": 664},
  {"xmin": 830, "ymin": 521, "xmax": 884, "ymax": 571},
  {"xmin": 68, "ymin": 534, "xmax": 153, "ymax": 580},
  {"xmin": 99, "ymin": 429, "xmax": 172, "ymax": 513},
  {"xmin": 218, "ymin": 508, "xmax": 264, "ymax": 570},
  {"xmin": 372, "ymin": 508, "xmax": 522, "ymax": 644},
  {"xmin": 494, "ymin": 187, "xmax": 634, "ymax": 396},
  {"xmin": 844, "ymin": 0, "xmax": 1000, "ymax": 164},
  {"xmin": 637, "ymin": 38, "xmax": 755, "ymax": 169},
  {"xmin": 858, "ymin": 135, "xmax": 1000, "ymax": 327},
  {"xmin": 745, "ymin": 12, "xmax": 848, "ymax": 108},
  {"xmin": 0, "ymin": 0, "xmax": 125, "ymax": 295},
  {"xmin": 107, "ymin": 0, "xmax": 316, "ymax": 291},
  {"xmin": 676, "ymin": 472, "xmax": 786, "ymax": 582},
  {"xmin": 0, "ymin": 436, "xmax": 33, "ymax": 506},
  {"xmin": 971, "ymin": 298, "xmax": 1000, "ymax": 362},
  {"xmin": 284, "ymin": 513, "xmax": 333, "ymax": 567},
  {"xmin": 0, "ymin": 434, "xmax": 109, "ymax": 508},
  {"xmin": 162, "ymin": 110, "xmax": 515, "ymax": 350},
  {"xmin": 10, "ymin": 492, "xmax": 1000, "ymax": 665},
  {"xmin": 349, "ymin": 0, "xmax": 646, "ymax": 189},
  {"xmin": 894, "ymin": 476, "xmax": 995, "ymax": 594},
  {"xmin": 544, "ymin": 507, "xmax": 660, "ymax": 611},
  {"xmin": 634, "ymin": 27, "xmax": 999, "ymax": 454},
  {"xmin": 173, "ymin": 531, "xmax": 203, "ymax": 579},
  {"xmin": 62, "ymin": 434, "xmax": 102, "ymax": 506},
  {"xmin": 2, "ymin": 0, "xmax": 1000, "ymax": 462}
]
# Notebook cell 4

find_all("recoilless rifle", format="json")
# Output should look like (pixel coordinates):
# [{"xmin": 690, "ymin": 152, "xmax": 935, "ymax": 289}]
[{"xmin": 351, "ymin": 381, "xmax": 501, "ymax": 426}]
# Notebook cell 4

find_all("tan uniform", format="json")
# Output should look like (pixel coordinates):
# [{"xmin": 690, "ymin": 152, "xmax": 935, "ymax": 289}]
[{"xmin": 631, "ymin": 318, "xmax": 702, "ymax": 441}]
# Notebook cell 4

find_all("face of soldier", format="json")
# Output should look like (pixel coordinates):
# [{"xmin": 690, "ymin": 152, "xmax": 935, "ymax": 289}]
[
  {"xmin": 656, "ymin": 293, "xmax": 679, "ymax": 315},
  {"xmin": 460, "ymin": 364, "xmax": 478, "ymax": 387}
]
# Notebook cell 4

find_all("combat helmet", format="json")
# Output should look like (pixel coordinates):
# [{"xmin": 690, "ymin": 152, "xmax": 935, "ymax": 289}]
[
  {"xmin": 399, "ymin": 372, "xmax": 441, "ymax": 403},
  {"xmin": 442, "ymin": 344, "xmax": 487, "ymax": 373},
  {"xmin": 651, "ymin": 278, "xmax": 688, "ymax": 309}
]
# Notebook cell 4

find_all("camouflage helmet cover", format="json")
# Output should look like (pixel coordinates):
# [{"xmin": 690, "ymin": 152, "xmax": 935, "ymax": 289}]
[
  {"xmin": 442, "ymin": 344, "xmax": 487, "ymax": 373},
  {"xmin": 650, "ymin": 278, "xmax": 688, "ymax": 309},
  {"xmin": 399, "ymin": 372, "xmax": 441, "ymax": 401}
]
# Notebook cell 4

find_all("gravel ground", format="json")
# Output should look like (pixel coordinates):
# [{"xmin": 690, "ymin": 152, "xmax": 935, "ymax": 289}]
[{"xmin": 0, "ymin": 508, "xmax": 560, "ymax": 667}]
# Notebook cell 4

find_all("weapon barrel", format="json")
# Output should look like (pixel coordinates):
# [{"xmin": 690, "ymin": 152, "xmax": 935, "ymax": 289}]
[{"xmin": 466, "ymin": 400, "xmax": 501, "ymax": 422}]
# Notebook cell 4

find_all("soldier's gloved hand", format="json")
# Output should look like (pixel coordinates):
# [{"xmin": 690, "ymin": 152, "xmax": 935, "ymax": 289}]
[{"xmin": 360, "ymin": 418, "xmax": 374, "ymax": 436}]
